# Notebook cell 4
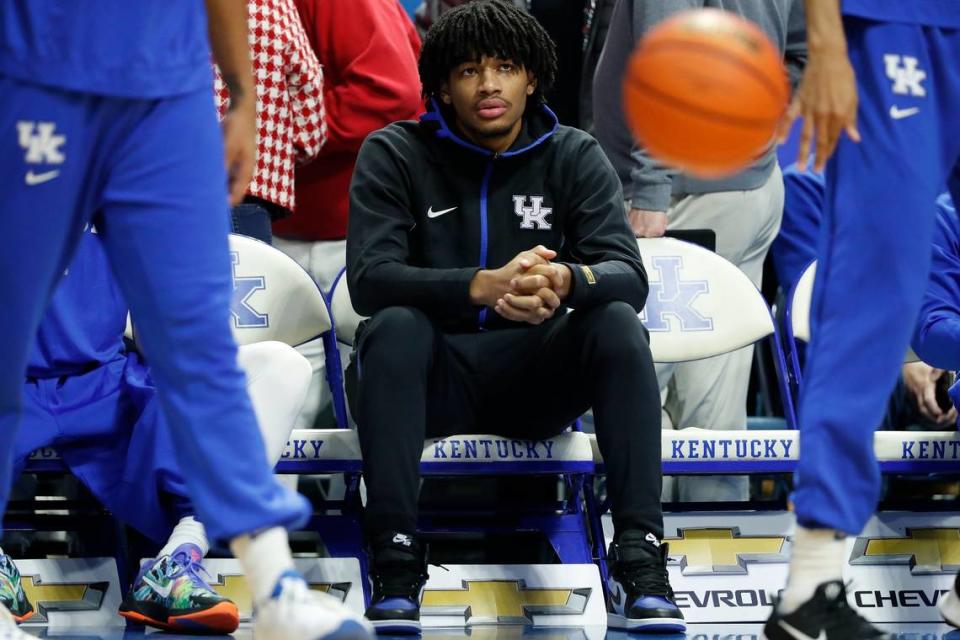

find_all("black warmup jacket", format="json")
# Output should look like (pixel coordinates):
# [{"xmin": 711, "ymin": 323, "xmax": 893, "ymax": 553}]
[{"xmin": 346, "ymin": 99, "xmax": 648, "ymax": 333}]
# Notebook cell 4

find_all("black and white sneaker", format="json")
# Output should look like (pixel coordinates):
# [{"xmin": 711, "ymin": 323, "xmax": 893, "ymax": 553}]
[
  {"xmin": 940, "ymin": 570, "xmax": 960, "ymax": 626},
  {"xmin": 764, "ymin": 581, "xmax": 891, "ymax": 639},
  {"xmin": 365, "ymin": 531, "xmax": 428, "ymax": 635},
  {"xmin": 607, "ymin": 530, "xmax": 685, "ymax": 633}
]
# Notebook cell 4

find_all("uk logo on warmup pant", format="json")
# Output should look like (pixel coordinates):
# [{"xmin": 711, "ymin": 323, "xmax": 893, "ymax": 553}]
[
  {"xmin": 17, "ymin": 121, "xmax": 66, "ymax": 164},
  {"xmin": 230, "ymin": 253, "xmax": 268, "ymax": 329},
  {"xmin": 884, "ymin": 54, "xmax": 927, "ymax": 97},
  {"xmin": 513, "ymin": 195, "xmax": 553, "ymax": 230},
  {"xmin": 640, "ymin": 256, "xmax": 712, "ymax": 332},
  {"xmin": 17, "ymin": 121, "xmax": 66, "ymax": 185}
]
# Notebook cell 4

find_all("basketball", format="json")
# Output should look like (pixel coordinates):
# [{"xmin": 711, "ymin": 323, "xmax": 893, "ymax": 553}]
[{"xmin": 622, "ymin": 9, "xmax": 789, "ymax": 178}]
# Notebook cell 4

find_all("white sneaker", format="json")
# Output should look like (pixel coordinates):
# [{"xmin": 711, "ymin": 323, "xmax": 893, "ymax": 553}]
[
  {"xmin": 253, "ymin": 570, "xmax": 373, "ymax": 640},
  {"xmin": 0, "ymin": 606, "xmax": 30, "ymax": 640},
  {"xmin": 941, "ymin": 572, "xmax": 960, "ymax": 627}
]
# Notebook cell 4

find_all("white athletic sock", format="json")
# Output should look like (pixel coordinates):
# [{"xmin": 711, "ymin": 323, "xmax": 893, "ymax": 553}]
[
  {"xmin": 158, "ymin": 516, "xmax": 210, "ymax": 558},
  {"xmin": 231, "ymin": 527, "xmax": 296, "ymax": 603},
  {"xmin": 778, "ymin": 526, "xmax": 846, "ymax": 613}
]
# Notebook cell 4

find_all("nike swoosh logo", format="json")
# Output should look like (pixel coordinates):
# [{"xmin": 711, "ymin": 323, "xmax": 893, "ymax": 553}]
[
  {"xmin": 25, "ymin": 169, "xmax": 60, "ymax": 186},
  {"xmin": 608, "ymin": 580, "xmax": 625, "ymax": 612},
  {"xmin": 427, "ymin": 206, "xmax": 457, "ymax": 219},
  {"xmin": 889, "ymin": 105, "xmax": 920, "ymax": 120},
  {"xmin": 142, "ymin": 575, "xmax": 173, "ymax": 599},
  {"xmin": 778, "ymin": 620, "xmax": 826, "ymax": 640}
]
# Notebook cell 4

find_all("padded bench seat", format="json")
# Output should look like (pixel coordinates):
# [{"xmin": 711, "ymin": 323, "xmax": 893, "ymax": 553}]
[
  {"xmin": 591, "ymin": 429, "xmax": 960, "ymax": 475},
  {"xmin": 26, "ymin": 429, "xmax": 960, "ymax": 476},
  {"xmin": 274, "ymin": 429, "xmax": 594, "ymax": 475},
  {"xmin": 23, "ymin": 429, "xmax": 593, "ymax": 476}
]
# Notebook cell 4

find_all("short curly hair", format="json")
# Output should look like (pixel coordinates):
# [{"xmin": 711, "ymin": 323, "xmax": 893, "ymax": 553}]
[{"xmin": 418, "ymin": 0, "xmax": 558, "ymax": 105}]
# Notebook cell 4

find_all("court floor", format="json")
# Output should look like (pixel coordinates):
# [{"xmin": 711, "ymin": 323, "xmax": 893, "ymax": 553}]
[{"xmin": 17, "ymin": 624, "xmax": 960, "ymax": 639}]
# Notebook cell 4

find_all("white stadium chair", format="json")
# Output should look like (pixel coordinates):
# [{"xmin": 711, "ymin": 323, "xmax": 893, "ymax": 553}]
[
  {"xmin": 225, "ymin": 233, "xmax": 332, "ymax": 347},
  {"xmin": 637, "ymin": 237, "xmax": 796, "ymax": 423},
  {"xmin": 785, "ymin": 260, "xmax": 919, "ymax": 394}
]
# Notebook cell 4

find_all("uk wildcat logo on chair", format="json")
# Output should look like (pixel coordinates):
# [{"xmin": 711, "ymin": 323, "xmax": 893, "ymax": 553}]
[
  {"xmin": 224, "ymin": 234, "xmax": 331, "ymax": 347},
  {"xmin": 636, "ymin": 238, "xmax": 773, "ymax": 363},
  {"xmin": 640, "ymin": 255, "xmax": 712, "ymax": 333}
]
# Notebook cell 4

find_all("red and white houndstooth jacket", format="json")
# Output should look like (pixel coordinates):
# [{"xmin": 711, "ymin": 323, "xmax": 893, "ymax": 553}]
[{"xmin": 215, "ymin": 0, "xmax": 327, "ymax": 213}]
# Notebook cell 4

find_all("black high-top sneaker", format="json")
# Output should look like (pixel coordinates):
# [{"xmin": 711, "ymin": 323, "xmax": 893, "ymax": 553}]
[
  {"xmin": 607, "ymin": 530, "xmax": 685, "ymax": 633},
  {"xmin": 365, "ymin": 531, "xmax": 428, "ymax": 634},
  {"xmin": 764, "ymin": 580, "xmax": 891, "ymax": 639}
]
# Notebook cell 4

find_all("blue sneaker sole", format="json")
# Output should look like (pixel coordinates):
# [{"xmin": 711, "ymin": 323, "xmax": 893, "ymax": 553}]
[
  {"xmin": 608, "ymin": 612, "xmax": 686, "ymax": 633},
  {"xmin": 371, "ymin": 619, "xmax": 421, "ymax": 635},
  {"xmin": 318, "ymin": 619, "xmax": 374, "ymax": 640}
]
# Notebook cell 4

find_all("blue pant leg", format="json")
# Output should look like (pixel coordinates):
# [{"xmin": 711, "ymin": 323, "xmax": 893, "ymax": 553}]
[
  {"xmin": 94, "ymin": 89, "xmax": 309, "ymax": 543},
  {"xmin": 0, "ymin": 76, "xmax": 98, "ymax": 527},
  {"xmin": 793, "ymin": 19, "xmax": 947, "ymax": 534},
  {"xmin": 231, "ymin": 202, "xmax": 273, "ymax": 244}
]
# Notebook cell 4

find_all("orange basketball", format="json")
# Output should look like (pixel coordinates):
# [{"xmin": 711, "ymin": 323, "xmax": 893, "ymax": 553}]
[{"xmin": 622, "ymin": 9, "xmax": 789, "ymax": 178}]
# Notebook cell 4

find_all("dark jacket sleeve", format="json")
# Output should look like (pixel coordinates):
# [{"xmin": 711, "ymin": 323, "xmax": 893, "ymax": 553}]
[
  {"xmin": 347, "ymin": 130, "xmax": 480, "ymax": 321},
  {"xmin": 912, "ymin": 200, "xmax": 960, "ymax": 369},
  {"xmin": 561, "ymin": 135, "xmax": 649, "ymax": 313}
]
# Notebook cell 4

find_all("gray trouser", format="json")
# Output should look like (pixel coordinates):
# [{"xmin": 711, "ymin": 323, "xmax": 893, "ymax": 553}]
[
  {"xmin": 272, "ymin": 236, "xmax": 349, "ymax": 428},
  {"xmin": 651, "ymin": 165, "xmax": 784, "ymax": 502}
]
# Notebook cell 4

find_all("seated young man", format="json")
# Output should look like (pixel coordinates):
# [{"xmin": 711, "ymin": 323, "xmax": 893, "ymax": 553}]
[
  {"xmin": 0, "ymin": 227, "xmax": 311, "ymax": 634},
  {"xmin": 345, "ymin": 0, "xmax": 679, "ymax": 634}
]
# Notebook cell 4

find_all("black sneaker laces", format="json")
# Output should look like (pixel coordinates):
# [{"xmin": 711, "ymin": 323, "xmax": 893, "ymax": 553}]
[
  {"xmin": 374, "ymin": 560, "xmax": 428, "ymax": 601},
  {"xmin": 616, "ymin": 556, "xmax": 673, "ymax": 599}
]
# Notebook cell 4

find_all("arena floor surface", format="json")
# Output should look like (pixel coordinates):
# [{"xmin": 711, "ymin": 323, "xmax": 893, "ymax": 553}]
[{"xmin": 16, "ymin": 624, "xmax": 960, "ymax": 639}]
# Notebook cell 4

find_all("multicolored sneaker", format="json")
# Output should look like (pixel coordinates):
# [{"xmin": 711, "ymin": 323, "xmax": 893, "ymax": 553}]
[
  {"xmin": 119, "ymin": 543, "xmax": 239, "ymax": 634},
  {"xmin": 0, "ymin": 553, "xmax": 33, "ymax": 623}
]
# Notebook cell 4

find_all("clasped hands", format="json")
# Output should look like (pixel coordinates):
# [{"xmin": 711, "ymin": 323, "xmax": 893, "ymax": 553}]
[{"xmin": 469, "ymin": 246, "xmax": 572, "ymax": 325}]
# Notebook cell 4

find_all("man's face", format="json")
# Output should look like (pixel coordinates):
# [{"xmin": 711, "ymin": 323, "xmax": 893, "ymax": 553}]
[{"xmin": 441, "ymin": 55, "xmax": 536, "ymax": 151}]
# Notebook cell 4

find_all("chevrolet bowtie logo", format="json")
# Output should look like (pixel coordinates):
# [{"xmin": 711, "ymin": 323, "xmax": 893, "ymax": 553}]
[
  {"xmin": 667, "ymin": 528, "xmax": 788, "ymax": 575},
  {"xmin": 210, "ymin": 575, "xmax": 349, "ymax": 614},
  {"xmin": 421, "ymin": 580, "xmax": 589, "ymax": 624},
  {"xmin": 20, "ymin": 576, "xmax": 108, "ymax": 622},
  {"xmin": 851, "ymin": 528, "xmax": 960, "ymax": 575}
]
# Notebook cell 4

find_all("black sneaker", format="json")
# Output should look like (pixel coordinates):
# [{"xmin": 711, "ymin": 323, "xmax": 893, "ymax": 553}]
[
  {"xmin": 365, "ymin": 531, "xmax": 428, "ymax": 635},
  {"xmin": 606, "ymin": 530, "xmax": 685, "ymax": 633},
  {"xmin": 764, "ymin": 580, "xmax": 891, "ymax": 639}
]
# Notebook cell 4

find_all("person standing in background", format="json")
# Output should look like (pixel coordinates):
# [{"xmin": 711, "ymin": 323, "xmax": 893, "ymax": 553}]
[
  {"xmin": 215, "ymin": 0, "xmax": 327, "ymax": 243},
  {"xmin": 593, "ymin": 0, "xmax": 807, "ymax": 504},
  {"xmin": 272, "ymin": 0, "xmax": 424, "ymax": 428},
  {"xmin": 579, "ymin": 0, "xmax": 616, "ymax": 133}
]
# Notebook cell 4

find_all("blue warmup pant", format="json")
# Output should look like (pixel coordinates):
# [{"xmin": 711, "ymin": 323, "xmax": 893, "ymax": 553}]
[
  {"xmin": 0, "ymin": 76, "xmax": 309, "ymax": 542},
  {"xmin": 793, "ymin": 18, "xmax": 960, "ymax": 534},
  {"xmin": 18, "ymin": 355, "xmax": 189, "ymax": 543}
]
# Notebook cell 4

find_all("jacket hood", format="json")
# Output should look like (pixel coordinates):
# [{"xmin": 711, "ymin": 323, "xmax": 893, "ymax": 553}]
[{"xmin": 418, "ymin": 97, "xmax": 559, "ymax": 157}]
